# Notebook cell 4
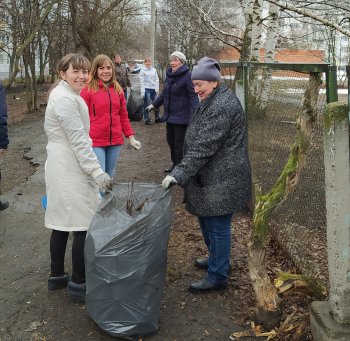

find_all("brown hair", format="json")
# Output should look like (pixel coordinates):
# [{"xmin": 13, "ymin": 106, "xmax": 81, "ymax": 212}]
[
  {"xmin": 87, "ymin": 54, "xmax": 122, "ymax": 93},
  {"xmin": 56, "ymin": 53, "xmax": 90, "ymax": 75},
  {"xmin": 47, "ymin": 53, "xmax": 91, "ymax": 97}
]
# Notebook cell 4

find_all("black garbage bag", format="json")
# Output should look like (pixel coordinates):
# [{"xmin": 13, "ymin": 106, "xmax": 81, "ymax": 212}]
[
  {"xmin": 127, "ymin": 88, "xmax": 143, "ymax": 121},
  {"xmin": 85, "ymin": 183, "xmax": 172, "ymax": 340}
]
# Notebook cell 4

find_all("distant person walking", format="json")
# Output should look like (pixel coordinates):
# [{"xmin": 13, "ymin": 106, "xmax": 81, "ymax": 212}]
[
  {"xmin": 44, "ymin": 53, "xmax": 113, "ymax": 302},
  {"xmin": 80, "ymin": 54, "xmax": 141, "ymax": 180},
  {"xmin": 0, "ymin": 81, "xmax": 9, "ymax": 211},
  {"xmin": 147, "ymin": 51, "xmax": 199, "ymax": 173},
  {"xmin": 140, "ymin": 57, "xmax": 159, "ymax": 125},
  {"xmin": 114, "ymin": 53, "xmax": 131, "ymax": 100}
]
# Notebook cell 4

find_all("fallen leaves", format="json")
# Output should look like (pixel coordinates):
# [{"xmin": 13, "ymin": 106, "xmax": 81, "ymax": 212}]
[
  {"xmin": 230, "ymin": 313, "xmax": 306, "ymax": 340},
  {"xmin": 274, "ymin": 272, "xmax": 327, "ymax": 299}
]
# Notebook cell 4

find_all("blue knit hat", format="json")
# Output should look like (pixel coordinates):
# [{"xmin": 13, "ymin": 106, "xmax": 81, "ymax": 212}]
[{"xmin": 191, "ymin": 57, "xmax": 221, "ymax": 81}]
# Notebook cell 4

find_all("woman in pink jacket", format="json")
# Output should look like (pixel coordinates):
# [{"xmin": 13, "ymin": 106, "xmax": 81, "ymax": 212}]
[{"xmin": 80, "ymin": 54, "xmax": 141, "ymax": 179}]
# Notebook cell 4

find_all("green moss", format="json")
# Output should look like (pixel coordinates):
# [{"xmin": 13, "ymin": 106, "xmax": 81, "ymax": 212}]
[
  {"xmin": 253, "ymin": 141, "xmax": 299, "ymax": 246},
  {"xmin": 251, "ymin": 72, "xmax": 322, "ymax": 248},
  {"xmin": 278, "ymin": 272, "xmax": 327, "ymax": 299},
  {"xmin": 324, "ymin": 101, "xmax": 349, "ymax": 131}
]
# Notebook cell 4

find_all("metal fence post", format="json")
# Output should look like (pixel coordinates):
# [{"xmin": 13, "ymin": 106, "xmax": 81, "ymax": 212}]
[
  {"xmin": 326, "ymin": 65, "xmax": 338, "ymax": 103},
  {"xmin": 243, "ymin": 63, "xmax": 248, "ymax": 115},
  {"xmin": 347, "ymin": 65, "xmax": 350, "ymax": 123}
]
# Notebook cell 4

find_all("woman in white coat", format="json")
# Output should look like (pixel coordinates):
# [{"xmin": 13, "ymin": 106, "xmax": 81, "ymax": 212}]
[{"xmin": 44, "ymin": 53, "xmax": 112, "ymax": 301}]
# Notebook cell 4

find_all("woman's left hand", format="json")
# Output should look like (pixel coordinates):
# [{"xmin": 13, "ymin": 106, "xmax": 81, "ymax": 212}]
[
  {"xmin": 161, "ymin": 175, "xmax": 177, "ymax": 189},
  {"xmin": 129, "ymin": 135, "xmax": 141, "ymax": 150}
]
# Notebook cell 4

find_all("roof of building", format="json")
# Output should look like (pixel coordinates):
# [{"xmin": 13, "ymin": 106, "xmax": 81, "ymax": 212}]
[{"xmin": 217, "ymin": 48, "xmax": 326, "ymax": 63}]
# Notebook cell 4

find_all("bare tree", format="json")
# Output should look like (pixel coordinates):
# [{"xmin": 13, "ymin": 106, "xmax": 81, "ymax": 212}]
[
  {"xmin": 265, "ymin": 0, "xmax": 350, "ymax": 37},
  {"xmin": 68, "ymin": 0, "xmax": 145, "ymax": 58},
  {"xmin": 3, "ymin": 0, "xmax": 55, "ymax": 92}
]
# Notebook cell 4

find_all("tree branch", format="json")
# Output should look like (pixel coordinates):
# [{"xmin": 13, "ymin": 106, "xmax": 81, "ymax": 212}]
[
  {"xmin": 187, "ymin": 0, "xmax": 242, "ymax": 46},
  {"xmin": 265, "ymin": 0, "xmax": 350, "ymax": 37}
]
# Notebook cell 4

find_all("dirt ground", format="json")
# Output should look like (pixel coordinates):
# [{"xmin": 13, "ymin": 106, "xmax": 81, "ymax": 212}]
[{"xmin": 0, "ymin": 84, "xmax": 317, "ymax": 340}]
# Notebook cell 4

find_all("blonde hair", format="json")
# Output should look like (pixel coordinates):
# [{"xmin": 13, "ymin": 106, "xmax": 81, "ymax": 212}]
[{"xmin": 87, "ymin": 54, "xmax": 122, "ymax": 93}]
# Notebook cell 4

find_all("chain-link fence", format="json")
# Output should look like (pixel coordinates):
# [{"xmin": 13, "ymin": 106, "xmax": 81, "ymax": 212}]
[
  {"xmin": 221, "ymin": 62, "xmax": 340, "ymax": 280},
  {"xmin": 223, "ymin": 62, "xmax": 330, "ymax": 230}
]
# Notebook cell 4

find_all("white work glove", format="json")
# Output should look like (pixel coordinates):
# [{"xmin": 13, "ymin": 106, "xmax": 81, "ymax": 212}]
[
  {"xmin": 94, "ymin": 173, "xmax": 113, "ymax": 192},
  {"xmin": 146, "ymin": 104, "xmax": 154, "ymax": 112},
  {"xmin": 129, "ymin": 135, "xmax": 141, "ymax": 150},
  {"xmin": 161, "ymin": 175, "xmax": 177, "ymax": 189},
  {"xmin": 155, "ymin": 90, "xmax": 159, "ymax": 96}
]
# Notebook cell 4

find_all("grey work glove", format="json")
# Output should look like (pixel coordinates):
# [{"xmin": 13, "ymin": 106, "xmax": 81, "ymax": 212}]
[
  {"xmin": 94, "ymin": 172, "xmax": 113, "ymax": 192},
  {"xmin": 161, "ymin": 175, "xmax": 177, "ymax": 189}
]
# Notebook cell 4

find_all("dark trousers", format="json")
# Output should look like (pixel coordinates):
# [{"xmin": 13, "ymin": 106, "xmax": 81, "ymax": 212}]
[
  {"xmin": 50, "ymin": 229, "xmax": 86, "ymax": 284},
  {"xmin": 166, "ymin": 123, "xmax": 187, "ymax": 166}
]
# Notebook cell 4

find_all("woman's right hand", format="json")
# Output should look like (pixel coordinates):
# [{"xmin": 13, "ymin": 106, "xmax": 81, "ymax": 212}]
[{"xmin": 94, "ymin": 173, "xmax": 113, "ymax": 192}]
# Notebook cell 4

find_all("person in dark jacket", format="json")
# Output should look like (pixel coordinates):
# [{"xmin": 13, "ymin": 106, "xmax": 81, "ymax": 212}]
[
  {"xmin": 147, "ymin": 51, "xmax": 199, "ymax": 173},
  {"xmin": 114, "ymin": 53, "xmax": 131, "ymax": 101},
  {"xmin": 0, "ymin": 81, "xmax": 9, "ymax": 211},
  {"xmin": 161, "ymin": 57, "xmax": 252, "ymax": 292}
]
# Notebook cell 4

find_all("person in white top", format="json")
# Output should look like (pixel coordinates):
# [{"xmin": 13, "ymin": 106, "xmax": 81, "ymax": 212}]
[
  {"xmin": 44, "ymin": 53, "xmax": 112, "ymax": 302},
  {"xmin": 139, "ymin": 57, "xmax": 159, "ymax": 125}
]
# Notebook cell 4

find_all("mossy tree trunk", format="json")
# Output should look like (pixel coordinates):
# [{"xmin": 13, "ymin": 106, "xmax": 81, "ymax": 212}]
[{"xmin": 248, "ymin": 72, "xmax": 322, "ymax": 328}]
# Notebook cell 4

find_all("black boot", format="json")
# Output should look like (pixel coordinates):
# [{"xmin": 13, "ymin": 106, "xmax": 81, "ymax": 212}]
[
  {"xmin": 194, "ymin": 258, "xmax": 232, "ymax": 272},
  {"xmin": 67, "ymin": 280, "xmax": 86, "ymax": 302},
  {"xmin": 48, "ymin": 273, "xmax": 69, "ymax": 290},
  {"xmin": 0, "ymin": 201, "xmax": 9, "ymax": 211},
  {"xmin": 189, "ymin": 277, "xmax": 227, "ymax": 293},
  {"xmin": 194, "ymin": 258, "xmax": 209, "ymax": 269}
]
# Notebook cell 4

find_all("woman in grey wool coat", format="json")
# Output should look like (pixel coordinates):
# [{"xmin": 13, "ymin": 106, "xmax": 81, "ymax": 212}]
[{"xmin": 162, "ymin": 57, "xmax": 252, "ymax": 292}]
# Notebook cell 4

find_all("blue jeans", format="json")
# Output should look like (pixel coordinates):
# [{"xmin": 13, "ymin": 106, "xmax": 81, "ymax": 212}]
[
  {"xmin": 198, "ymin": 213, "xmax": 233, "ymax": 284},
  {"xmin": 93, "ymin": 145, "xmax": 122, "ymax": 178},
  {"xmin": 143, "ymin": 88, "xmax": 156, "ymax": 121}
]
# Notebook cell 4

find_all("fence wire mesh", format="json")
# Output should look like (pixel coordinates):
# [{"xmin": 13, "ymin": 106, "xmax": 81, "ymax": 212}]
[{"xmin": 224, "ymin": 64, "xmax": 328, "ymax": 232}]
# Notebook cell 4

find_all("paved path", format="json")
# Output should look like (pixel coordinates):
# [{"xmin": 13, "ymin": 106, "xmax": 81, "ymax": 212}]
[{"xmin": 0, "ymin": 114, "xmax": 256, "ymax": 341}]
